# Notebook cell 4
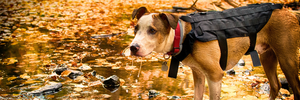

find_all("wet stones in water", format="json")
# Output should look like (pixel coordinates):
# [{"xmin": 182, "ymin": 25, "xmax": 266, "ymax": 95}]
[
  {"xmin": 167, "ymin": 96, "xmax": 181, "ymax": 99},
  {"xmin": 148, "ymin": 90, "xmax": 160, "ymax": 99},
  {"xmin": 27, "ymin": 82, "xmax": 62, "ymax": 96},
  {"xmin": 90, "ymin": 70, "xmax": 96, "ymax": 76},
  {"xmin": 259, "ymin": 82, "xmax": 270, "ymax": 94},
  {"xmin": 61, "ymin": 70, "xmax": 83, "ymax": 79},
  {"xmin": 243, "ymin": 69, "xmax": 252, "ymax": 75},
  {"xmin": 236, "ymin": 59, "xmax": 245, "ymax": 67},
  {"xmin": 102, "ymin": 75, "xmax": 120, "ymax": 93},
  {"xmin": 280, "ymin": 78, "xmax": 290, "ymax": 91},
  {"xmin": 84, "ymin": 70, "xmax": 96, "ymax": 77},
  {"xmin": 91, "ymin": 32, "xmax": 126, "ymax": 38},
  {"xmin": 53, "ymin": 67, "xmax": 68, "ymax": 75},
  {"xmin": 280, "ymin": 88, "xmax": 290, "ymax": 97},
  {"xmin": 226, "ymin": 69, "xmax": 235, "ymax": 75},
  {"xmin": 84, "ymin": 70, "xmax": 98, "ymax": 81},
  {"xmin": 67, "ymin": 70, "xmax": 83, "ymax": 79}
]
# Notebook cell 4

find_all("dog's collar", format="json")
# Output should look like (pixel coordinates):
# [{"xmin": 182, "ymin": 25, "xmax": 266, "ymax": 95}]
[{"xmin": 167, "ymin": 20, "xmax": 183, "ymax": 56}]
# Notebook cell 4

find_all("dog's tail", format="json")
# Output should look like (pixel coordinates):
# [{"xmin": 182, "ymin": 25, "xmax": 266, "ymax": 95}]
[{"xmin": 293, "ymin": 11, "xmax": 300, "ymax": 25}]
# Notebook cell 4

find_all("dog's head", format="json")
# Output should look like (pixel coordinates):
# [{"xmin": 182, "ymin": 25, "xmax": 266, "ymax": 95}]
[{"xmin": 129, "ymin": 7, "xmax": 179, "ymax": 57}]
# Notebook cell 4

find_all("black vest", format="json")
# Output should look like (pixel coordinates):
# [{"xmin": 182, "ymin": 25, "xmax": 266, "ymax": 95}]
[{"xmin": 168, "ymin": 3, "xmax": 283, "ymax": 78}]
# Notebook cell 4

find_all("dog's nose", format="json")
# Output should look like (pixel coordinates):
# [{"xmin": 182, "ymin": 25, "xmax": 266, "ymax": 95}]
[{"xmin": 130, "ymin": 44, "xmax": 140, "ymax": 55}]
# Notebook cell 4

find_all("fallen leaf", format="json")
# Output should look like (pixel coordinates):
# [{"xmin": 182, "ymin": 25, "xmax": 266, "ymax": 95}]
[
  {"xmin": 88, "ymin": 79, "xmax": 101, "ymax": 86},
  {"xmin": 20, "ymin": 73, "xmax": 30, "ymax": 79},
  {"xmin": 7, "ymin": 76, "xmax": 18, "ymax": 81},
  {"xmin": 74, "ymin": 87, "xmax": 82, "ymax": 92}
]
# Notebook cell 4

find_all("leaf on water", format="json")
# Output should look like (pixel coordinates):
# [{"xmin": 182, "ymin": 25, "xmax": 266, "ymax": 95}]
[
  {"xmin": 7, "ymin": 76, "xmax": 18, "ymax": 81},
  {"xmin": 78, "ymin": 64, "xmax": 92, "ymax": 70},
  {"xmin": 260, "ymin": 94, "xmax": 269, "ymax": 99},
  {"xmin": 222, "ymin": 86, "xmax": 238, "ymax": 93},
  {"xmin": 119, "ymin": 78, "xmax": 125, "ymax": 86},
  {"xmin": 122, "ymin": 47, "xmax": 131, "ymax": 56},
  {"xmin": 112, "ymin": 66, "xmax": 120, "ymax": 70},
  {"xmin": 243, "ymin": 95, "xmax": 258, "ymax": 99},
  {"xmin": 61, "ymin": 70, "xmax": 83, "ymax": 79},
  {"xmin": 12, "ymin": 94, "xmax": 20, "ymax": 97},
  {"xmin": 10, "ymin": 42, "xmax": 18, "ymax": 46},
  {"xmin": 74, "ymin": 87, "xmax": 82, "ymax": 92},
  {"xmin": 60, "ymin": 70, "xmax": 72, "ymax": 76},
  {"xmin": 253, "ymin": 74, "xmax": 265, "ymax": 77},
  {"xmin": 279, "ymin": 88, "xmax": 290, "ymax": 95},
  {"xmin": 71, "ymin": 61, "xmax": 77, "ymax": 67},
  {"xmin": 73, "ymin": 76, "xmax": 87, "ymax": 83},
  {"xmin": 100, "ymin": 94, "xmax": 111, "ymax": 98},
  {"xmin": 95, "ymin": 59, "xmax": 106, "ymax": 63},
  {"xmin": 46, "ymin": 95, "xmax": 55, "ymax": 98},
  {"xmin": 88, "ymin": 80, "xmax": 102, "ymax": 87},
  {"xmin": 20, "ymin": 73, "xmax": 30, "ymax": 79},
  {"xmin": 45, "ymin": 75, "xmax": 59, "ymax": 81},
  {"xmin": 32, "ymin": 74, "xmax": 49, "ymax": 79},
  {"xmin": 6, "ymin": 57, "xmax": 18, "ymax": 65},
  {"xmin": 125, "ymin": 66, "xmax": 137, "ymax": 70},
  {"xmin": 24, "ymin": 80, "xmax": 43, "ymax": 85},
  {"xmin": 70, "ymin": 93, "xmax": 81, "ymax": 97},
  {"xmin": 103, "ymin": 63, "xmax": 113, "ymax": 67},
  {"xmin": 84, "ymin": 70, "xmax": 97, "ymax": 81},
  {"xmin": 0, "ymin": 94, "xmax": 8, "ymax": 97}
]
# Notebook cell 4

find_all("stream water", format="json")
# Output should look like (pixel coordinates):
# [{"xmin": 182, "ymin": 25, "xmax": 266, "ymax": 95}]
[{"xmin": 0, "ymin": 0, "xmax": 296, "ymax": 100}]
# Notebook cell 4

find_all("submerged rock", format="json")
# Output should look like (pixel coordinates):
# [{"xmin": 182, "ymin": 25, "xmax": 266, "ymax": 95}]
[
  {"xmin": 148, "ymin": 90, "xmax": 160, "ymax": 99},
  {"xmin": 226, "ymin": 69, "xmax": 235, "ymax": 75},
  {"xmin": 280, "ymin": 78, "xmax": 290, "ymax": 90},
  {"xmin": 102, "ymin": 75, "xmax": 120, "ymax": 93},
  {"xmin": 243, "ymin": 70, "xmax": 252, "ymax": 75},
  {"xmin": 167, "ymin": 96, "xmax": 181, "ymax": 99},
  {"xmin": 279, "ymin": 88, "xmax": 290, "ymax": 97},
  {"xmin": 27, "ymin": 82, "xmax": 62, "ymax": 96},
  {"xmin": 53, "ymin": 67, "xmax": 68, "ymax": 75},
  {"xmin": 236, "ymin": 59, "xmax": 245, "ymax": 67},
  {"xmin": 259, "ymin": 82, "xmax": 270, "ymax": 94}
]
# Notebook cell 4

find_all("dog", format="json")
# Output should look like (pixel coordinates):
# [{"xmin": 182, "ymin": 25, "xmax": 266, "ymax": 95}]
[{"xmin": 129, "ymin": 6, "xmax": 300, "ymax": 100}]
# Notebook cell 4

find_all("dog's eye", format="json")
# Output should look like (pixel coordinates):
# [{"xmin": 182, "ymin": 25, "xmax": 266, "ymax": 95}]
[
  {"xmin": 134, "ymin": 25, "xmax": 139, "ymax": 34},
  {"xmin": 148, "ymin": 28, "xmax": 156, "ymax": 35}
]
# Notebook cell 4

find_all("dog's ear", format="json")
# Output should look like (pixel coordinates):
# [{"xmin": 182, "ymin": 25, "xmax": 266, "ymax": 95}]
[
  {"xmin": 132, "ymin": 7, "xmax": 148, "ymax": 20},
  {"xmin": 159, "ymin": 13, "xmax": 179, "ymax": 29}
]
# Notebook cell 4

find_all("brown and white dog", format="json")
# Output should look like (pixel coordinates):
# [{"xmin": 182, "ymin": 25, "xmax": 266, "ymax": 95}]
[{"xmin": 129, "ymin": 7, "xmax": 300, "ymax": 100}]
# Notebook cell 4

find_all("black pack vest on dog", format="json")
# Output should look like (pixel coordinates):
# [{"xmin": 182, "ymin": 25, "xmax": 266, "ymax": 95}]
[{"xmin": 168, "ymin": 3, "xmax": 283, "ymax": 78}]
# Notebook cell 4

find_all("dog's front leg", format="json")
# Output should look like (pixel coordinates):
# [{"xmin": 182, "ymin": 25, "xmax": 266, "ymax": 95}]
[
  {"xmin": 191, "ymin": 65, "xmax": 223, "ymax": 100},
  {"xmin": 192, "ymin": 69, "xmax": 205, "ymax": 100},
  {"xmin": 207, "ymin": 78, "xmax": 222, "ymax": 100},
  {"xmin": 204, "ymin": 65, "xmax": 223, "ymax": 100}
]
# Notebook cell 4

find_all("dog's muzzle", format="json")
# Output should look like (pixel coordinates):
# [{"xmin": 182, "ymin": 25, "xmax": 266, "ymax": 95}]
[{"xmin": 130, "ymin": 43, "xmax": 140, "ymax": 55}]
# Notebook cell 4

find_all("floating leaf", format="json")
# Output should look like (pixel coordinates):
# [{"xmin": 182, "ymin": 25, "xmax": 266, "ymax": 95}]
[
  {"xmin": 100, "ymin": 94, "xmax": 111, "ymax": 98},
  {"xmin": 88, "ymin": 80, "xmax": 102, "ymax": 87},
  {"xmin": 20, "ymin": 73, "xmax": 30, "ymax": 79},
  {"xmin": 78, "ymin": 64, "xmax": 92, "ymax": 70},
  {"xmin": 74, "ymin": 87, "xmax": 82, "ymax": 92},
  {"xmin": 125, "ymin": 66, "xmax": 137, "ymax": 70},
  {"xmin": 7, "ymin": 76, "xmax": 18, "ymax": 81},
  {"xmin": 61, "ymin": 70, "xmax": 83, "ymax": 79}
]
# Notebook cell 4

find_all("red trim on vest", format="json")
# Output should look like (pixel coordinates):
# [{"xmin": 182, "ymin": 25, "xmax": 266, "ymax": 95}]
[{"xmin": 167, "ymin": 22, "xmax": 181, "ymax": 55}]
